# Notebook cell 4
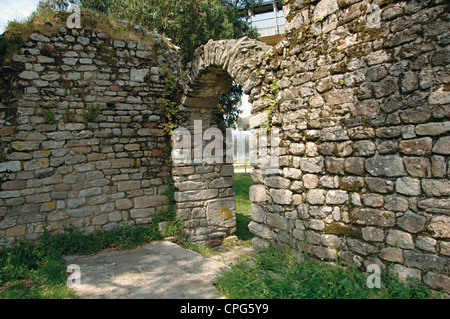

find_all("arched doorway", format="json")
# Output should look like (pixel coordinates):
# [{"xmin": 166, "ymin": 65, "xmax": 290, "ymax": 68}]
[{"xmin": 171, "ymin": 37, "xmax": 270, "ymax": 245}]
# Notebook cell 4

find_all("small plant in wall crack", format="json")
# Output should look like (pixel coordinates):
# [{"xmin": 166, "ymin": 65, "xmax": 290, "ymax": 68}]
[
  {"xmin": 82, "ymin": 105, "xmax": 101, "ymax": 123},
  {"xmin": 263, "ymin": 79, "xmax": 281, "ymax": 131},
  {"xmin": 159, "ymin": 75, "xmax": 181, "ymax": 135}
]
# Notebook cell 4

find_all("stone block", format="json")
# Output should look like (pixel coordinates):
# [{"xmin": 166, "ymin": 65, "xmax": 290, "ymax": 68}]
[
  {"xmin": 326, "ymin": 190, "xmax": 349, "ymax": 205},
  {"xmin": 399, "ymin": 137, "xmax": 433, "ymax": 156},
  {"xmin": 0, "ymin": 161, "xmax": 22, "ymax": 173},
  {"xmin": 403, "ymin": 157, "xmax": 431, "ymax": 177},
  {"xmin": 115, "ymin": 198, "xmax": 133, "ymax": 210},
  {"xmin": 423, "ymin": 272, "xmax": 450, "ymax": 293},
  {"xmin": 306, "ymin": 189, "xmax": 326, "ymax": 205},
  {"xmin": 248, "ymin": 221, "xmax": 272, "ymax": 239},
  {"xmin": 386, "ymin": 229, "xmax": 415, "ymax": 249},
  {"xmin": 117, "ymin": 180, "xmax": 141, "ymax": 192},
  {"xmin": 362, "ymin": 227, "xmax": 385, "ymax": 242},
  {"xmin": 432, "ymin": 136, "xmax": 450, "ymax": 155},
  {"xmin": 264, "ymin": 176, "xmax": 290, "ymax": 189},
  {"xmin": 206, "ymin": 198, "xmax": 236, "ymax": 228},
  {"xmin": 365, "ymin": 177, "xmax": 394, "ymax": 193},
  {"xmin": 380, "ymin": 247, "xmax": 403, "ymax": 263},
  {"xmin": 249, "ymin": 185, "xmax": 267, "ymax": 202},
  {"xmin": 418, "ymin": 199, "xmax": 450, "ymax": 214},
  {"xmin": 365, "ymin": 155, "xmax": 406, "ymax": 177},
  {"xmin": 349, "ymin": 208, "xmax": 396, "ymax": 227},
  {"xmin": 421, "ymin": 179, "xmax": 450, "ymax": 197},
  {"xmin": 396, "ymin": 177, "xmax": 421, "ymax": 196},
  {"xmin": 415, "ymin": 122, "xmax": 450, "ymax": 136},
  {"xmin": 344, "ymin": 157, "xmax": 365, "ymax": 176},
  {"xmin": 174, "ymin": 190, "xmax": 217, "ymax": 202},
  {"xmin": 428, "ymin": 216, "xmax": 450, "ymax": 238},
  {"xmin": 133, "ymin": 195, "xmax": 167, "ymax": 209},
  {"xmin": 266, "ymin": 213, "xmax": 288, "ymax": 231},
  {"xmin": 404, "ymin": 250, "xmax": 447, "ymax": 271},
  {"xmin": 269, "ymin": 189, "xmax": 293, "ymax": 205}
]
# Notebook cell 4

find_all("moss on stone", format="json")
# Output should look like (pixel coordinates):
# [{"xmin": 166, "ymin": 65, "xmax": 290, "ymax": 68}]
[{"xmin": 324, "ymin": 222, "xmax": 362, "ymax": 239}]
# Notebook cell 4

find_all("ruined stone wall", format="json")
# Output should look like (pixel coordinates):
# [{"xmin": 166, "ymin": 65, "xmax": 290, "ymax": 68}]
[
  {"xmin": 248, "ymin": 0, "xmax": 449, "ymax": 293},
  {"xmin": 0, "ymin": 24, "xmax": 181, "ymax": 245}
]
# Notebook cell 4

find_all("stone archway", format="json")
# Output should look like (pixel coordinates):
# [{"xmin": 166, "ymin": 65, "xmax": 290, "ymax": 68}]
[{"xmin": 172, "ymin": 37, "xmax": 270, "ymax": 245}]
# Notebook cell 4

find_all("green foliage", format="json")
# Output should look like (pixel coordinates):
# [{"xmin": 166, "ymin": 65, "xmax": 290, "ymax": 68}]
[
  {"xmin": 82, "ymin": 105, "xmax": 100, "ymax": 123},
  {"xmin": 234, "ymin": 173, "xmax": 254, "ymax": 241},
  {"xmin": 159, "ymin": 76, "xmax": 181, "ymax": 135},
  {"xmin": 219, "ymin": 83, "xmax": 243, "ymax": 129},
  {"xmin": 43, "ymin": 108, "xmax": 55, "ymax": 124},
  {"xmin": 263, "ymin": 79, "xmax": 281, "ymax": 131},
  {"xmin": 216, "ymin": 244, "xmax": 436, "ymax": 299}
]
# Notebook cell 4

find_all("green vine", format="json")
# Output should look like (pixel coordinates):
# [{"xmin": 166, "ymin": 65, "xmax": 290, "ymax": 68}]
[
  {"xmin": 159, "ymin": 75, "xmax": 181, "ymax": 135},
  {"xmin": 263, "ymin": 79, "xmax": 281, "ymax": 131}
]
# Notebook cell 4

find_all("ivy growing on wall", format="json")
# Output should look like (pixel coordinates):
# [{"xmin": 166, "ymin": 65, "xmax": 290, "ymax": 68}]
[{"xmin": 159, "ymin": 75, "xmax": 182, "ymax": 135}]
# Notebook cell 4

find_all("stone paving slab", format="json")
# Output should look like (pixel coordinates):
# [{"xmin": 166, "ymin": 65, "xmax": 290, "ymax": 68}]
[{"xmin": 63, "ymin": 240, "xmax": 227, "ymax": 299}]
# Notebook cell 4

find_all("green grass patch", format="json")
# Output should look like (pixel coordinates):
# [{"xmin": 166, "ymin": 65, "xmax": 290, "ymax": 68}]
[
  {"xmin": 215, "ymin": 244, "xmax": 436, "ymax": 299},
  {"xmin": 0, "ymin": 223, "xmax": 164, "ymax": 299},
  {"xmin": 234, "ymin": 173, "xmax": 254, "ymax": 241}
]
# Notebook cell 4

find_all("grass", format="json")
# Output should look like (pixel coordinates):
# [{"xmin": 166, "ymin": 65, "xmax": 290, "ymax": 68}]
[
  {"xmin": 233, "ymin": 173, "xmax": 254, "ymax": 241},
  {"xmin": 0, "ymin": 223, "xmax": 164, "ymax": 299},
  {"xmin": 215, "ymin": 244, "xmax": 438, "ymax": 299}
]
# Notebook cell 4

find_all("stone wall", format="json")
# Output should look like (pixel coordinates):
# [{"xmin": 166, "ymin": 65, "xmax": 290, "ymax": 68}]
[
  {"xmin": 246, "ymin": 0, "xmax": 449, "ymax": 294},
  {"xmin": 0, "ymin": 0, "xmax": 449, "ymax": 295},
  {"xmin": 0, "ymin": 22, "xmax": 181, "ymax": 245}
]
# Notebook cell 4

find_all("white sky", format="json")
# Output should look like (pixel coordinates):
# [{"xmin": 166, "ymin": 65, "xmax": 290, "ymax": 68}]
[
  {"xmin": 241, "ymin": 94, "xmax": 251, "ymax": 117},
  {"xmin": 0, "ymin": 0, "xmax": 41, "ymax": 34}
]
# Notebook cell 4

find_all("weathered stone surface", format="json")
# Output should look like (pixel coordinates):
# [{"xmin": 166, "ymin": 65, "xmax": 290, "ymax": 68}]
[
  {"xmin": 249, "ymin": 185, "xmax": 267, "ymax": 202},
  {"xmin": 423, "ymin": 272, "xmax": 450, "ymax": 293},
  {"xmin": 395, "ymin": 177, "xmax": 421, "ymax": 196},
  {"xmin": 432, "ymin": 136, "xmax": 450, "ymax": 155},
  {"xmin": 130, "ymin": 68, "xmax": 149, "ymax": 82},
  {"xmin": 403, "ymin": 157, "xmax": 431, "ymax": 177},
  {"xmin": 380, "ymin": 247, "xmax": 403, "ymax": 263},
  {"xmin": 313, "ymin": 0, "xmax": 338, "ymax": 22},
  {"xmin": 404, "ymin": 250, "xmax": 447, "ymax": 271},
  {"xmin": 264, "ymin": 176, "xmax": 290, "ymax": 189},
  {"xmin": 0, "ymin": 161, "xmax": 22, "ymax": 173},
  {"xmin": 418, "ymin": 199, "xmax": 450, "ymax": 214},
  {"xmin": 416, "ymin": 122, "xmax": 450, "ymax": 136},
  {"xmin": 397, "ymin": 211, "xmax": 426, "ymax": 233},
  {"xmin": 266, "ymin": 213, "xmax": 288, "ymax": 230},
  {"xmin": 362, "ymin": 227, "xmax": 385, "ymax": 242},
  {"xmin": 399, "ymin": 137, "xmax": 433, "ymax": 156},
  {"xmin": 269, "ymin": 189, "xmax": 293, "ymax": 205},
  {"xmin": 206, "ymin": 198, "xmax": 236, "ymax": 228},
  {"xmin": 174, "ymin": 190, "xmax": 217, "ymax": 202},
  {"xmin": 392, "ymin": 265, "xmax": 421, "ymax": 284},
  {"xmin": 365, "ymin": 155, "xmax": 406, "ymax": 177},
  {"xmin": 421, "ymin": 179, "xmax": 450, "ymax": 197},
  {"xmin": 248, "ymin": 221, "xmax": 272, "ymax": 239},
  {"xmin": 365, "ymin": 177, "xmax": 395, "ymax": 193},
  {"xmin": 349, "ymin": 208, "xmax": 396, "ymax": 227},
  {"xmin": 306, "ymin": 189, "xmax": 326, "ymax": 205},
  {"xmin": 428, "ymin": 216, "xmax": 450, "ymax": 238},
  {"xmin": 325, "ymin": 190, "xmax": 349, "ymax": 205},
  {"xmin": 386, "ymin": 230, "xmax": 415, "ymax": 249}
]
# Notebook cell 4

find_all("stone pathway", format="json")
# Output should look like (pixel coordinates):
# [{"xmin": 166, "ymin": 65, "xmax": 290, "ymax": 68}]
[{"xmin": 63, "ymin": 240, "xmax": 255, "ymax": 299}]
